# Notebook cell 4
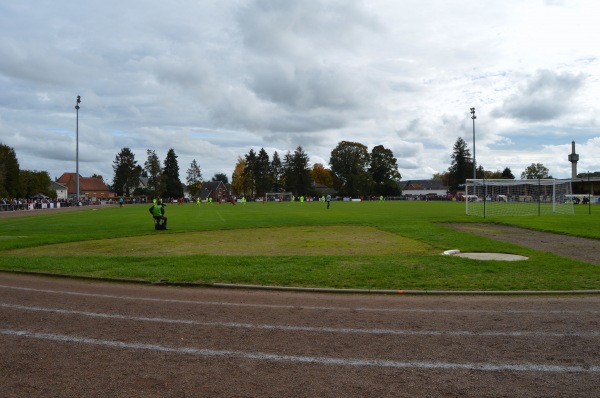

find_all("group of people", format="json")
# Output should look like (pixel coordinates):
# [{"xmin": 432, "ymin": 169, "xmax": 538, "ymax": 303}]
[{"xmin": 1, "ymin": 197, "xmax": 81, "ymax": 211}]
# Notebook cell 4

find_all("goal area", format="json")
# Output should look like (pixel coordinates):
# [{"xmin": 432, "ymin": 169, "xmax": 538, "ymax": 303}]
[
  {"xmin": 465, "ymin": 179, "xmax": 574, "ymax": 217},
  {"xmin": 265, "ymin": 192, "xmax": 293, "ymax": 202}
]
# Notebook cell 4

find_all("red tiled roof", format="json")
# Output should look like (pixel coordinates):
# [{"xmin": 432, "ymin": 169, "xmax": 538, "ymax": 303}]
[{"xmin": 57, "ymin": 173, "xmax": 110, "ymax": 193}]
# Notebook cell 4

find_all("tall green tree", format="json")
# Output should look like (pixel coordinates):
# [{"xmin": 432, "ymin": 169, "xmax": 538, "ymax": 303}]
[
  {"xmin": 283, "ymin": 146, "xmax": 312, "ymax": 196},
  {"xmin": 329, "ymin": 141, "xmax": 371, "ymax": 197},
  {"xmin": 270, "ymin": 151, "xmax": 285, "ymax": 192},
  {"xmin": 521, "ymin": 163, "xmax": 551, "ymax": 179},
  {"xmin": 243, "ymin": 149, "xmax": 257, "ymax": 197},
  {"xmin": 255, "ymin": 148, "xmax": 271, "ymax": 196},
  {"xmin": 163, "ymin": 148, "xmax": 183, "ymax": 198},
  {"xmin": 501, "ymin": 167, "xmax": 515, "ymax": 179},
  {"xmin": 144, "ymin": 149, "xmax": 164, "ymax": 197},
  {"xmin": 369, "ymin": 145, "xmax": 401, "ymax": 196},
  {"xmin": 447, "ymin": 137, "xmax": 473, "ymax": 192},
  {"xmin": 186, "ymin": 159, "xmax": 203, "ymax": 197},
  {"xmin": 112, "ymin": 147, "xmax": 141, "ymax": 196},
  {"xmin": 0, "ymin": 143, "xmax": 20, "ymax": 197}
]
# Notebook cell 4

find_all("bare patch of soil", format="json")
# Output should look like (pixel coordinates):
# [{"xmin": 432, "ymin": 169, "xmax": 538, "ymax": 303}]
[
  {"xmin": 4, "ymin": 226, "xmax": 433, "ymax": 257},
  {"xmin": 444, "ymin": 223, "xmax": 600, "ymax": 265}
]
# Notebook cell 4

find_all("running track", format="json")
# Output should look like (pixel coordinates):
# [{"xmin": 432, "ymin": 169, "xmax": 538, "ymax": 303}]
[{"xmin": 1, "ymin": 273, "xmax": 599, "ymax": 397}]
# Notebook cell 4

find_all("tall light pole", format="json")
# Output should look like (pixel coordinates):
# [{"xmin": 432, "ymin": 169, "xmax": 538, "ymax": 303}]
[
  {"xmin": 75, "ymin": 95, "xmax": 81, "ymax": 204},
  {"xmin": 470, "ymin": 107, "xmax": 476, "ymax": 179}
]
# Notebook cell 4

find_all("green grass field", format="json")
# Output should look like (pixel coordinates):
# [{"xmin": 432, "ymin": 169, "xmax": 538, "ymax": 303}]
[{"xmin": 1, "ymin": 200, "xmax": 599, "ymax": 291}]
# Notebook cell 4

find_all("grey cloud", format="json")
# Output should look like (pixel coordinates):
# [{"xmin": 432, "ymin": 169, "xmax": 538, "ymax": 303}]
[
  {"xmin": 493, "ymin": 70, "xmax": 585, "ymax": 122},
  {"xmin": 237, "ymin": 0, "xmax": 382, "ymax": 58},
  {"xmin": 248, "ymin": 62, "xmax": 364, "ymax": 111}
]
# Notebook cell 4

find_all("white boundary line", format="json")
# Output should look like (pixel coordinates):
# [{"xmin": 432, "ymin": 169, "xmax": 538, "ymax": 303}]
[
  {"xmin": 2, "ymin": 329, "xmax": 599, "ymax": 373},
  {"xmin": 3, "ymin": 302, "xmax": 598, "ymax": 338}
]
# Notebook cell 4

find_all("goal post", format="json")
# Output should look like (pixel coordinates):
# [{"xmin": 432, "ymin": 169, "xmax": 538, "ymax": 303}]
[
  {"xmin": 265, "ymin": 192, "xmax": 293, "ymax": 202},
  {"xmin": 465, "ymin": 179, "xmax": 574, "ymax": 217}
]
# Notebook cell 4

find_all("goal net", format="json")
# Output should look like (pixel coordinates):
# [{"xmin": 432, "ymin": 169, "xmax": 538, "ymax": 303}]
[
  {"xmin": 465, "ymin": 179, "xmax": 574, "ymax": 217},
  {"xmin": 265, "ymin": 192, "xmax": 293, "ymax": 202}
]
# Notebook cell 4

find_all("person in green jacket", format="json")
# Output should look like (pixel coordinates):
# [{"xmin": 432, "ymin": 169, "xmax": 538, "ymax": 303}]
[{"xmin": 149, "ymin": 200, "xmax": 167, "ymax": 230}]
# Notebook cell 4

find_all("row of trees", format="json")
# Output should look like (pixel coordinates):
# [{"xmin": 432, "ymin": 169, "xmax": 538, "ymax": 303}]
[
  {"xmin": 1, "ymin": 143, "xmax": 53, "ymax": 198},
  {"xmin": 441, "ymin": 137, "xmax": 564, "ymax": 192},
  {"xmin": 230, "ymin": 141, "xmax": 402, "ymax": 198},
  {"xmin": 112, "ymin": 148, "xmax": 188, "ymax": 198},
  {"xmin": 112, "ymin": 147, "xmax": 231, "ymax": 198}
]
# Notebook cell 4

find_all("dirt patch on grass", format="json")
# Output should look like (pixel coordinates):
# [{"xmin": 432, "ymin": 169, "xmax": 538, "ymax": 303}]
[
  {"xmin": 444, "ymin": 223, "xmax": 600, "ymax": 265},
  {"xmin": 7, "ymin": 225, "xmax": 434, "ymax": 257}
]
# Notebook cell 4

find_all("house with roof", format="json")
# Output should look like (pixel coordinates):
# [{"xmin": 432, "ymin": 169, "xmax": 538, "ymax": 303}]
[
  {"xmin": 198, "ymin": 181, "xmax": 231, "ymax": 201},
  {"xmin": 401, "ymin": 179, "xmax": 449, "ymax": 197},
  {"xmin": 49, "ymin": 181, "xmax": 68, "ymax": 200},
  {"xmin": 56, "ymin": 173, "xmax": 113, "ymax": 201}
]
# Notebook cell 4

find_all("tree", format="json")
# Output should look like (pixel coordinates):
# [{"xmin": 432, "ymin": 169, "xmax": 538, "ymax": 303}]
[
  {"xmin": 212, "ymin": 173, "xmax": 229, "ymax": 184},
  {"xmin": 231, "ymin": 157, "xmax": 246, "ymax": 196},
  {"xmin": 186, "ymin": 159, "xmax": 203, "ymax": 197},
  {"xmin": 369, "ymin": 145, "xmax": 401, "ymax": 196},
  {"xmin": 243, "ymin": 149, "xmax": 257, "ymax": 197},
  {"xmin": 0, "ymin": 143, "xmax": 20, "ymax": 197},
  {"xmin": 432, "ymin": 171, "xmax": 449, "ymax": 187},
  {"xmin": 163, "ymin": 148, "xmax": 183, "ymax": 198},
  {"xmin": 447, "ymin": 137, "xmax": 472, "ymax": 192},
  {"xmin": 254, "ymin": 148, "xmax": 271, "ymax": 196},
  {"xmin": 144, "ymin": 149, "xmax": 164, "ymax": 197},
  {"xmin": 329, "ymin": 141, "xmax": 371, "ymax": 197},
  {"xmin": 577, "ymin": 171, "xmax": 600, "ymax": 178},
  {"xmin": 112, "ymin": 148, "xmax": 141, "ymax": 196},
  {"xmin": 311, "ymin": 163, "xmax": 333, "ymax": 188},
  {"xmin": 521, "ymin": 163, "xmax": 551, "ymax": 179},
  {"xmin": 501, "ymin": 167, "xmax": 515, "ymax": 179},
  {"xmin": 19, "ymin": 170, "xmax": 51, "ymax": 198},
  {"xmin": 270, "ymin": 151, "xmax": 285, "ymax": 192},
  {"xmin": 283, "ymin": 146, "xmax": 313, "ymax": 196}
]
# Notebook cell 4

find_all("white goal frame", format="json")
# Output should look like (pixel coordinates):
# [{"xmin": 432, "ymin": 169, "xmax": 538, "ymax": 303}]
[
  {"xmin": 265, "ymin": 192, "xmax": 293, "ymax": 202},
  {"xmin": 465, "ymin": 179, "xmax": 574, "ymax": 217}
]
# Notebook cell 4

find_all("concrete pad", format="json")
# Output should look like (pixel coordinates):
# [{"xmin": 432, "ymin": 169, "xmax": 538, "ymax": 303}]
[{"xmin": 454, "ymin": 252, "xmax": 528, "ymax": 261}]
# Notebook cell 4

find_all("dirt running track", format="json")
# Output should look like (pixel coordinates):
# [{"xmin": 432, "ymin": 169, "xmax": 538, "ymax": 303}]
[{"xmin": 1, "ymin": 273, "xmax": 599, "ymax": 397}]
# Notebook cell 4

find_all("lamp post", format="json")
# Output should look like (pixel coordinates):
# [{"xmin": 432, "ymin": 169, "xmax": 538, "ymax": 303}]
[
  {"xmin": 75, "ymin": 96, "xmax": 81, "ymax": 204},
  {"xmin": 470, "ymin": 107, "xmax": 476, "ymax": 179}
]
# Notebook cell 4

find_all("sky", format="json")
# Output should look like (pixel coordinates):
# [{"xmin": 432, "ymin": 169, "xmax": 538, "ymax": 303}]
[{"xmin": 1, "ymin": 0, "xmax": 599, "ymax": 185}]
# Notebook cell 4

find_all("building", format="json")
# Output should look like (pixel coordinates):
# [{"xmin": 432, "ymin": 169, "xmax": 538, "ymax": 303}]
[
  {"xmin": 56, "ymin": 173, "xmax": 113, "ymax": 201},
  {"xmin": 401, "ymin": 179, "xmax": 449, "ymax": 197},
  {"xmin": 49, "ymin": 181, "xmax": 68, "ymax": 200},
  {"xmin": 198, "ymin": 181, "xmax": 231, "ymax": 201}
]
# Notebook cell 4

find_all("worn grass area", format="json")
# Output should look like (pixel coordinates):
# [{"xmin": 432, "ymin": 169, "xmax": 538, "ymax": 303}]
[{"xmin": 5, "ymin": 225, "xmax": 434, "ymax": 256}]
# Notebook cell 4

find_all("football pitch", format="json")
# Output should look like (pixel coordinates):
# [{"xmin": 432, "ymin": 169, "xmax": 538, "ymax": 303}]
[{"xmin": 0, "ymin": 200, "xmax": 599, "ymax": 291}]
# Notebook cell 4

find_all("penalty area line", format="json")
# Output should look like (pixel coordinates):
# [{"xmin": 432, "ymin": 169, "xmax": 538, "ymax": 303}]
[{"xmin": 1, "ymin": 328, "xmax": 599, "ymax": 373}]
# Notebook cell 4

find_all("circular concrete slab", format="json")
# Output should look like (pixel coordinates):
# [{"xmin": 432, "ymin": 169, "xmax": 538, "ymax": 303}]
[{"xmin": 454, "ymin": 252, "xmax": 528, "ymax": 261}]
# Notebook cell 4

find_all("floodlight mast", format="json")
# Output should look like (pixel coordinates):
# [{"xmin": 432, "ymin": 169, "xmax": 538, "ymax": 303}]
[
  {"xmin": 470, "ymin": 107, "xmax": 476, "ymax": 179},
  {"xmin": 75, "ymin": 95, "xmax": 81, "ymax": 204}
]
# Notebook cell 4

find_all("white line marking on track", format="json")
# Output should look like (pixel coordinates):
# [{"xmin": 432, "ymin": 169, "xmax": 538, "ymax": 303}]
[
  {"xmin": 1, "ymin": 284, "xmax": 598, "ymax": 314},
  {"xmin": 1, "ymin": 328, "xmax": 599, "ymax": 373},
  {"xmin": 2, "ymin": 303, "xmax": 598, "ymax": 338}
]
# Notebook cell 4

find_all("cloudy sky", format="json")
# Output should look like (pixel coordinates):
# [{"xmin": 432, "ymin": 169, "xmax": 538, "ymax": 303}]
[{"xmin": 1, "ymin": 0, "xmax": 599, "ymax": 185}]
